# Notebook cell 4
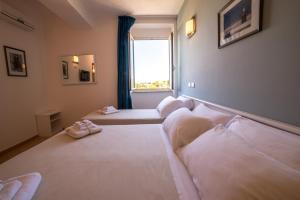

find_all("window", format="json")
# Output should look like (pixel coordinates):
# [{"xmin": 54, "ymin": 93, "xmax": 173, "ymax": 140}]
[{"xmin": 131, "ymin": 39, "xmax": 173, "ymax": 90}]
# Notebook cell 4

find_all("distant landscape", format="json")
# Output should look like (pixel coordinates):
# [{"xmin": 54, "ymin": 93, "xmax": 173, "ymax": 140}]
[{"xmin": 135, "ymin": 80, "xmax": 170, "ymax": 89}]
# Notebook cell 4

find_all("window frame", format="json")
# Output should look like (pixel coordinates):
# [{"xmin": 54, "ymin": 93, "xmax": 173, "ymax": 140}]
[{"xmin": 130, "ymin": 36, "xmax": 174, "ymax": 91}]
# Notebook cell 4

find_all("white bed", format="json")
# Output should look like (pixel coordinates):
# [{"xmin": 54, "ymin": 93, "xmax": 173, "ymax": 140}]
[
  {"xmin": 82, "ymin": 109, "xmax": 164, "ymax": 125},
  {"xmin": 2, "ymin": 97, "xmax": 299, "ymax": 200},
  {"xmin": 0, "ymin": 124, "xmax": 199, "ymax": 200},
  {"xmin": 82, "ymin": 96, "xmax": 193, "ymax": 125}
]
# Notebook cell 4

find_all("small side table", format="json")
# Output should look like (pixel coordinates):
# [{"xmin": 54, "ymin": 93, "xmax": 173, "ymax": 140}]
[{"xmin": 35, "ymin": 110, "xmax": 62, "ymax": 137}]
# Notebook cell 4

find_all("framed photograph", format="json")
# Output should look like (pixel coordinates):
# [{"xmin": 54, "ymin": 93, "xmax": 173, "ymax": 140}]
[
  {"xmin": 218, "ymin": 0, "xmax": 263, "ymax": 48},
  {"xmin": 4, "ymin": 46, "xmax": 28, "ymax": 77},
  {"xmin": 62, "ymin": 61, "xmax": 69, "ymax": 79}
]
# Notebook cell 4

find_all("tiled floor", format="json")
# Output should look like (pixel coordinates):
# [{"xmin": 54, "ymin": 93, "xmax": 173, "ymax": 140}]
[{"xmin": 0, "ymin": 136, "xmax": 46, "ymax": 164}]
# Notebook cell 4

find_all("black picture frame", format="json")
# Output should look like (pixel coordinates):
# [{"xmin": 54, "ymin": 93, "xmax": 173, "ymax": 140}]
[
  {"xmin": 4, "ymin": 46, "xmax": 28, "ymax": 77},
  {"xmin": 62, "ymin": 61, "xmax": 69, "ymax": 79},
  {"xmin": 218, "ymin": 0, "xmax": 263, "ymax": 48}
]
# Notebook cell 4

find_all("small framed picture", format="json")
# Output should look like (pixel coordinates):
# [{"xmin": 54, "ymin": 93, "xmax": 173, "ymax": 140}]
[
  {"xmin": 218, "ymin": 0, "xmax": 263, "ymax": 48},
  {"xmin": 4, "ymin": 46, "xmax": 28, "ymax": 77},
  {"xmin": 62, "ymin": 61, "xmax": 69, "ymax": 79}
]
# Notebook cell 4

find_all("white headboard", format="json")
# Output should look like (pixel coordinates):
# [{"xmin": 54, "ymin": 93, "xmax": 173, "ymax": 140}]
[{"xmin": 183, "ymin": 95, "xmax": 300, "ymax": 136}]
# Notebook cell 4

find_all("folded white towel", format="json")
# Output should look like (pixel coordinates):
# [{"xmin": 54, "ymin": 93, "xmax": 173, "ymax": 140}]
[
  {"xmin": 73, "ymin": 120, "xmax": 95, "ymax": 130},
  {"xmin": 0, "ymin": 180, "xmax": 22, "ymax": 200},
  {"xmin": 97, "ymin": 106, "xmax": 119, "ymax": 115},
  {"xmin": 73, "ymin": 121, "xmax": 85, "ymax": 130},
  {"xmin": 82, "ymin": 119, "xmax": 93, "ymax": 125},
  {"xmin": 66, "ymin": 120, "xmax": 102, "ymax": 139},
  {"xmin": 4, "ymin": 172, "xmax": 42, "ymax": 200},
  {"xmin": 103, "ymin": 106, "xmax": 117, "ymax": 112},
  {"xmin": 101, "ymin": 110, "xmax": 120, "ymax": 115}
]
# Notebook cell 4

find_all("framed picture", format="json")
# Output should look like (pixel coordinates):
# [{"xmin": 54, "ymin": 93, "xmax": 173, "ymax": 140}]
[
  {"xmin": 4, "ymin": 46, "xmax": 28, "ymax": 77},
  {"xmin": 62, "ymin": 61, "xmax": 69, "ymax": 79},
  {"xmin": 218, "ymin": 0, "xmax": 263, "ymax": 48}
]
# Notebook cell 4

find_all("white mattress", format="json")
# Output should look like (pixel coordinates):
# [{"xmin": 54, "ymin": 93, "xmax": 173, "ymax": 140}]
[
  {"xmin": 0, "ymin": 124, "xmax": 198, "ymax": 200},
  {"xmin": 82, "ymin": 109, "xmax": 164, "ymax": 125}
]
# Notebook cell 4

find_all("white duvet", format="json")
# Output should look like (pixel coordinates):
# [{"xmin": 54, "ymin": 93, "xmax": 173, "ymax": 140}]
[{"xmin": 0, "ymin": 125, "xmax": 180, "ymax": 200}]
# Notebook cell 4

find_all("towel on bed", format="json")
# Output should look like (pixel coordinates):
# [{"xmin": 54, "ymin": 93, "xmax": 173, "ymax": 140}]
[
  {"xmin": 97, "ymin": 106, "xmax": 119, "ymax": 115},
  {"xmin": 5, "ymin": 173, "xmax": 41, "ymax": 200},
  {"xmin": 66, "ymin": 120, "xmax": 102, "ymax": 139},
  {"xmin": 0, "ymin": 180, "xmax": 22, "ymax": 200},
  {"xmin": 2, "ymin": 173, "xmax": 41, "ymax": 200}
]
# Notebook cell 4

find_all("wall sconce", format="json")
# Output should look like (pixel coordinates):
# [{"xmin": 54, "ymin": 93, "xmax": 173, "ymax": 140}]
[
  {"xmin": 185, "ymin": 16, "xmax": 196, "ymax": 38},
  {"xmin": 73, "ymin": 56, "xmax": 79, "ymax": 64}
]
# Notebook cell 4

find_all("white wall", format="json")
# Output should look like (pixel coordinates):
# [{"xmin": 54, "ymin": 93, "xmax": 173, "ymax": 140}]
[
  {"xmin": 0, "ymin": 1, "xmax": 179, "ymax": 151},
  {"xmin": 0, "ymin": 0, "xmax": 47, "ymax": 151},
  {"xmin": 0, "ymin": 0, "xmax": 119, "ymax": 151},
  {"xmin": 131, "ymin": 91, "xmax": 174, "ymax": 109},
  {"xmin": 44, "ymin": 10, "xmax": 119, "ymax": 127}
]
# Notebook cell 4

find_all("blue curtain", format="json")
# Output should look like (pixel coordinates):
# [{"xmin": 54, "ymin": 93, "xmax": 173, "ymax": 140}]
[{"xmin": 117, "ymin": 16, "xmax": 135, "ymax": 109}]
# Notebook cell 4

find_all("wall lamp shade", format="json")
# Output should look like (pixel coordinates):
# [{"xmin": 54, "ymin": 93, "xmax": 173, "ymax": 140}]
[
  {"xmin": 185, "ymin": 17, "xmax": 196, "ymax": 38},
  {"xmin": 73, "ymin": 56, "xmax": 79, "ymax": 63}
]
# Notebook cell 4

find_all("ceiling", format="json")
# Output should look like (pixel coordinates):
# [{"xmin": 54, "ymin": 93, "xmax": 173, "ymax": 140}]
[{"xmin": 38, "ymin": 0, "xmax": 184, "ymax": 28}]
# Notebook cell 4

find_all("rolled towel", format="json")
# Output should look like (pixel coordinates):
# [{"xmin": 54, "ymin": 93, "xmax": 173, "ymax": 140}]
[
  {"xmin": 66, "ymin": 127, "xmax": 90, "ymax": 139},
  {"xmin": 66, "ymin": 121, "xmax": 102, "ymax": 139},
  {"xmin": 82, "ymin": 119, "xmax": 93, "ymax": 125},
  {"xmin": 73, "ymin": 121, "xmax": 87, "ymax": 130},
  {"xmin": 101, "ymin": 110, "xmax": 119, "ymax": 115},
  {"xmin": 106, "ymin": 106, "xmax": 117, "ymax": 112},
  {"xmin": 4, "ymin": 172, "xmax": 41, "ymax": 200},
  {"xmin": 102, "ymin": 106, "xmax": 116, "ymax": 111},
  {"xmin": 0, "ymin": 180, "xmax": 22, "ymax": 200},
  {"xmin": 73, "ymin": 120, "xmax": 94, "ymax": 130},
  {"xmin": 97, "ymin": 106, "xmax": 119, "ymax": 115}
]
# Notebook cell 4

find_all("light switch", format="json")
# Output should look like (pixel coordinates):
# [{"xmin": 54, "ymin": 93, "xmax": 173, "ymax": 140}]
[{"xmin": 191, "ymin": 82, "xmax": 195, "ymax": 88}]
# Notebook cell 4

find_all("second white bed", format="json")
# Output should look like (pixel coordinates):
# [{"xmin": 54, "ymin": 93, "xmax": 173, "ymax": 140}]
[{"xmin": 82, "ymin": 109, "xmax": 164, "ymax": 125}]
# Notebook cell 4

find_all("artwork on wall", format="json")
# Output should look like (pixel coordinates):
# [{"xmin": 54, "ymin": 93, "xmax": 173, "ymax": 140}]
[
  {"xmin": 218, "ymin": 0, "xmax": 263, "ymax": 48},
  {"xmin": 62, "ymin": 61, "xmax": 69, "ymax": 79},
  {"xmin": 4, "ymin": 46, "xmax": 28, "ymax": 77}
]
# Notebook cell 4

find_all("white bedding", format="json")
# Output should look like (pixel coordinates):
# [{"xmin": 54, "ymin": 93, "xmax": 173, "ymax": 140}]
[
  {"xmin": 82, "ymin": 109, "xmax": 164, "ymax": 125},
  {"xmin": 0, "ymin": 124, "xmax": 198, "ymax": 200}
]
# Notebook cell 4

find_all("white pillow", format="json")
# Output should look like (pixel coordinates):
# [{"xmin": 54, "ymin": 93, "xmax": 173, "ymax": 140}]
[
  {"xmin": 177, "ymin": 96, "xmax": 194, "ymax": 110},
  {"xmin": 192, "ymin": 103, "xmax": 232, "ymax": 125},
  {"xmin": 227, "ymin": 116, "xmax": 300, "ymax": 171},
  {"xmin": 157, "ymin": 96, "xmax": 184, "ymax": 118},
  {"xmin": 163, "ymin": 107, "xmax": 213, "ymax": 151},
  {"xmin": 178, "ymin": 126, "xmax": 300, "ymax": 200}
]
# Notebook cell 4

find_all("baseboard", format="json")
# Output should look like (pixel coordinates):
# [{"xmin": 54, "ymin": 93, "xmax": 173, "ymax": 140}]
[{"xmin": 0, "ymin": 135, "xmax": 39, "ymax": 155}]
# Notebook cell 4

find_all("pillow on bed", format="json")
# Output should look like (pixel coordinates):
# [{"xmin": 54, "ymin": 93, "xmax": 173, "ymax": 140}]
[
  {"xmin": 227, "ymin": 116, "xmax": 300, "ymax": 171},
  {"xmin": 177, "ymin": 96, "xmax": 194, "ymax": 110},
  {"xmin": 192, "ymin": 103, "xmax": 232, "ymax": 125},
  {"xmin": 157, "ymin": 96, "xmax": 184, "ymax": 118},
  {"xmin": 163, "ymin": 107, "xmax": 213, "ymax": 151},
  {"xmin": 178, "ymin": 125, "xmax": 300, "ymax": 200}
]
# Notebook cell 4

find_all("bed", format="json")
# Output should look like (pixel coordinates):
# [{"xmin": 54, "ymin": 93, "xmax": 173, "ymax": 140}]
[
  {"xmin": 82, "ymin": 96, "xmax": 194, "ymax": 125},
  {"xmin": 0, "ymin": 124, "xmax": 199, "ymax": 200},
  {"xmin": 2, "ymin": 97, "xmax": 299, "ymax": 200},
  {"xmin": 82, "ymin": 109, "xmax": 164, "ymax": 125}
]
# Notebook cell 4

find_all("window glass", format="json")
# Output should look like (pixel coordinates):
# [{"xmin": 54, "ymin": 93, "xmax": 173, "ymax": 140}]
[{"xmin": 133, "ymin": 40, "xmax": 171, "ymax": 89}]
